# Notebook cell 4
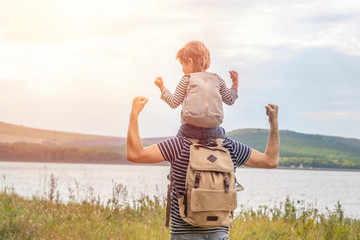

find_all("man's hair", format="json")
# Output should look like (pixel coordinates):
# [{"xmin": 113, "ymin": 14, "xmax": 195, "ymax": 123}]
[{"xmin": 176, "ymin": 41, "xmax": 210, "ymax": 72}]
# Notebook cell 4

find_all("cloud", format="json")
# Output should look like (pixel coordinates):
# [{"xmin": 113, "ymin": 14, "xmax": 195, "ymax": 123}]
[
  {"xmin": 297, "ymin": 111, "xmax": 360, "ymax": 124},
  {"xmin": 307, "ymin": 13, "xmax": 359, "ymax": 22},
  {"xmin": 0, "ymin": 0, "xmax": 359, "ymax": 138},
  {"xmin": 0, "ymin": 0, "xmax": 196, "ymax": 42},
  {"xmin": 213, "ymin": 0, "xmax": 360, "ymax": 60},
  {"xmin": 1, "ymin": 0, "xmax": 359, "ymax": 61},
  {"xmin": 219, "ymin": 46, "xmax": 360, "ymax": 139},
  {"xmin": 291, "ymin": 25, "xmax": 360, "ymax": 56},
  {"xmin": 287, "ymin": 110, "xmax": 360, "ymax": 139}
]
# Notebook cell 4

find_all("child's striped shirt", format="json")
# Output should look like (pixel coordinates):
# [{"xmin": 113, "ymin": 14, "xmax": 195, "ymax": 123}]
[{"xmin": 160, "ymin": 74, "xmax": 238, "ymax": 109}]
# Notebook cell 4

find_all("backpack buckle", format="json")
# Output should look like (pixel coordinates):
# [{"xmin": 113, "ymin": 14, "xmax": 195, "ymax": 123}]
[
  {"xmin": 222, "ymin": 173, "xmax": 230, "ymax": 192},
  {"xmin": 194, "ymin": 171, "xmax": 201, "ymax": 188},
  {"xmin": 235, "ymin": 177, "xmax": 244, "ymax": 191}
]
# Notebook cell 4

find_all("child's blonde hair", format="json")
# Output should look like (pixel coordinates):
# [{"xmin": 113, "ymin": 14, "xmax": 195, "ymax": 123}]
[{"xmin": 176, "ymin": 41, "xmax": 210, "ymax": 72}]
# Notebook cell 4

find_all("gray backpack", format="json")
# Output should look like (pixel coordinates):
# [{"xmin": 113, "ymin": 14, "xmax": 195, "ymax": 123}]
[{"xmin": 181, "ymin": 72, "xmax": 224, "ymax": 128}]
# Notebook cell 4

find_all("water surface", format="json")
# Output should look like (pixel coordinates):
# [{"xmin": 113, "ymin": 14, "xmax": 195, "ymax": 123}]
[{"xmin": 1, "ymin": 161, "xmax": 359, "ymax": 218}]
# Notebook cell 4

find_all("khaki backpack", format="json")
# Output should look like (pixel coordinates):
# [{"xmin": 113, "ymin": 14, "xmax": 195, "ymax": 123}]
[
  {"xmin": 166, "ymin": 138, "xmax": 238, "ymax": 228},
  {"xmin": 181, "ymin": 72, "xmax": 224, "ymax": 128}
]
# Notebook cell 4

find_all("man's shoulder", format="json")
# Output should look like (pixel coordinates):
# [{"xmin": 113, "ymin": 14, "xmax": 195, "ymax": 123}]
[
  {"xmin": 157, "ymin": 136, "xmax": 192, "ymax": 162},
  {"xmin": 157, "ymin": 136, "xmax": 192, "ymax": 148},
  {"xmin": 222, "ymin": 137, "xmax": 251, "ymax": 152},
  {"xmin": 222, "ymin": 137, "xmax": 236, "ymax": 146}
]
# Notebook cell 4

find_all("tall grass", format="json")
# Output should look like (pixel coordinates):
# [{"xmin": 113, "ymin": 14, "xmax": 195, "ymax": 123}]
[
  {"xmin": 0, "ymin": 175, "xmax": 359, "ymax": 239},
  {"xmin": 231, "ymin": 198, "xmax": 360, "ymax": 239}
]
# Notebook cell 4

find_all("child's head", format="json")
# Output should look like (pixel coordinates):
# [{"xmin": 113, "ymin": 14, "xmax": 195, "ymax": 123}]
[{"xmin": 176, "ymin": 41, "xmax": 210, "ymax": 73}]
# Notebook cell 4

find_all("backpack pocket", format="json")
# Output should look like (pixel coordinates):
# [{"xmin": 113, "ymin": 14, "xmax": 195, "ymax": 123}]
[
  {"xmin": 179, "ymin": 188, "xmax": 236, "ymax": 228},
  {"xmin": 190, "ymin": 188, "xmax": 237, "ymax": 212}
]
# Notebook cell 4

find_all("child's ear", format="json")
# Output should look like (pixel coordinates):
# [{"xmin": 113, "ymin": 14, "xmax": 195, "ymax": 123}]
[{"xmin": 188, "ymin": 58, "xmax": 194, "ymax": 66}]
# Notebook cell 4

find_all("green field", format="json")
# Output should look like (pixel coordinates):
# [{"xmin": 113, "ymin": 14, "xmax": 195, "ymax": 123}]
[{"xmin": 1, "ymin": 185, "xmax": 359, "ymax": 240}]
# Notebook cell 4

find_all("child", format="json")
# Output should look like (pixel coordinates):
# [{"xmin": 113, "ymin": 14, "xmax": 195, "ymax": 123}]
[{"xmin": 154, "ymin": 40, "xmax": 239, "ymax": 140}]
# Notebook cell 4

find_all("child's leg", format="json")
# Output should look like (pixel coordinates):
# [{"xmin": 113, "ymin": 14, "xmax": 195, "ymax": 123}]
[
  {"xmin": 176, "ymin": 124, "xmax": 201, "ymax": 138},
  {"xmin": 177, "ymin": 124, "xmax": 227, "ymax": 139},
  {"xmin": 217, "ymin": 126, "xmax": 227, "ymax": 139}
]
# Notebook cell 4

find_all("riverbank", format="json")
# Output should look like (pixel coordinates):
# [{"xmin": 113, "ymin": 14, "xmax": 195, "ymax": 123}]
[
  {"xmin": 274, "ymin": 166, "xmax": 360, "ymax": 172},
  {"xmin": 2, "ymin": 159, "xmax": 360, "ymax": 172},
  {"xmin": 0, "ymin": 189, "xmax": 359, "ymax": 239}
]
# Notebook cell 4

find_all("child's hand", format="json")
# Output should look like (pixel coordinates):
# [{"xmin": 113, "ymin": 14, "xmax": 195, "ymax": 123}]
[
  {"xmin": 229, "ymin": 71, "xmax": 238, "ymax": 83},
  {"xmin": 154, "ymin": 76, "xmax": 165, "ymax": 92}
]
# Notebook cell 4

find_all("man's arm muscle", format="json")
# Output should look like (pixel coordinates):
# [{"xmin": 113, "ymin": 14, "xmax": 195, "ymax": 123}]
[
  {"xmin": 244, "ymin": 104, "xmax": 279, "ymax": 169},
  {"xmin": 126, "ymin": 97, "xmax": 165, "ymax": 164}
]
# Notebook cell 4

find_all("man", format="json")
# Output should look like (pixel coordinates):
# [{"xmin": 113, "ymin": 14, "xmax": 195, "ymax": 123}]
[{"xmin": 127, "ymin": 96, "xmax": 279, "ymax": 240}]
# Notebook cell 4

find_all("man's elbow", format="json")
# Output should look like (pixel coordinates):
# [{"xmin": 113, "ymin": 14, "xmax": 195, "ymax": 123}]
[
  {"xmin": 267, "ymin": 156, "xmax": 279, "ymax": 169},
  {"xmin": 126, "ymin": 152, "xmax": 141, "ymax": 163},
  {"xmin": 126, "ymin": 154, "xmax": 135, "ymax": 163},
  {"xmin": 262, "ymin": 154, "xmax": 279, "ymax": 169}
]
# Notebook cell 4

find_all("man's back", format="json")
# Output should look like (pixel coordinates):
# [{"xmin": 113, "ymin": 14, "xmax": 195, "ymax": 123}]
[{"xmin": 158, "ymin": 136, "xmax": 251, "ymax": 235}]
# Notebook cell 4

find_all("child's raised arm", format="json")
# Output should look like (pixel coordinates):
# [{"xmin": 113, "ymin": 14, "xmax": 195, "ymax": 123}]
[
  {"xmin": 154, "ymin": 76, "xmax": 165, "ymax": 92},
  {"xmin": 157, "ymin": 75, "xmax": 189, "ymax": 109},
  {"xmin": 219, "ymin": 71, "xmax": 239, "ymax": 105},
  {"xmin": 229, "ymin": 70, "xmax": 238, "ymax": 92}
]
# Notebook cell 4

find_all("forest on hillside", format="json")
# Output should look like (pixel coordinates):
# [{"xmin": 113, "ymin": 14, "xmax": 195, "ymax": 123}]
[
  {"xmin": 0, "ymin": 142, "xmax": 128, "ymax": 164},
  {"xmin": 1, "ymin": 129, "xmax": 360, "ymax": 169},
  {"xmin": 229, "ymin": 129, "xmax": 360, "ymax": 169}
]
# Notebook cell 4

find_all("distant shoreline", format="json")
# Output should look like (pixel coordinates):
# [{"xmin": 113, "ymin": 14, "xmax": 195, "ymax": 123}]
[
  {"xmin": 1, "ymin": 159, "xmax": 359, "ymax": 172},
  {"xmin": 272, "ymin": 166, "xmax": 360, "ymax": 172},
  {"xmin": 241, "ymin": 165, "xmax": 360, "ymax": 172}
]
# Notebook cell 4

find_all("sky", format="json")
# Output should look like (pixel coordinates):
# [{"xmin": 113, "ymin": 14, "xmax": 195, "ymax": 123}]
[{"xmin": 0, "ymin": 0, "xmax": 359, "ymax": 139}]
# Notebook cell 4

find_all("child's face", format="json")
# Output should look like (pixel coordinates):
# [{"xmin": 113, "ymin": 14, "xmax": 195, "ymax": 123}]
[{"xmin": 181, "ymin": 59, "xmax": 196, "ymax": 74}]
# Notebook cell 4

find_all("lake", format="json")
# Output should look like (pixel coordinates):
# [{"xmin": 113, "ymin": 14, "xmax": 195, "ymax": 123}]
[{"xmin": 1, "ymin": 161, "xmax": 359, "ymax": 219}]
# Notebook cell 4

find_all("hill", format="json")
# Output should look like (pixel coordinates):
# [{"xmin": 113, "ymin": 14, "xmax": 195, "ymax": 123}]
[
  {"xmin": 1, "ymin": 121, "xmax": 360, "ymax": 169},
  {"xmin": 228, "ymin": 129, "xmax": 360, "ymax": 169},
  {"xmin": 0, "ymin": 121, "xmax": 129, "ymax": 164},
  {"xmin": 0, "ymin": 121, "xmax": 124, "ymax": 145}
]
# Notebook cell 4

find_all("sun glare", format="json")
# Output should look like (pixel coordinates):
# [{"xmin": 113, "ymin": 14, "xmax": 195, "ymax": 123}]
[{"xmin": 54, "ymin": 0, "xmax": 100, "ymax": 24}]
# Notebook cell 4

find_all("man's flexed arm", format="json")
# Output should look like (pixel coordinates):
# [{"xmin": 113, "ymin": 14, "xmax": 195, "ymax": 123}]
[
  {"xmin": 245, "ymin": 104, "xmax": 280, "ymax": 168},
  {"xmin": 126, "ymin": 96, "xmax": 165, "ymax": 164}
]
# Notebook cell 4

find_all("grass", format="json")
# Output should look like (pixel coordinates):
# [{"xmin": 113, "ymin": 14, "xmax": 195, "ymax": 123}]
[
  {"xmin": 0, "ymin": 187, "xmax": 168, "ymax": 240},
  {"xmin": 231, "ymin": 199, "xmax": 360, "ymax": 240},
  {"xmin": 1, "ymin": 178, "xmax": 359, "ymax": 240}
]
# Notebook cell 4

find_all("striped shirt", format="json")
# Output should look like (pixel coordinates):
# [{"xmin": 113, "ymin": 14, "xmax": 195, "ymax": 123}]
[
  {"xmin": 158, "ymin": 137, "xmax": 251, "ymax": 235},
  {"xmin": 161, "ymin": 73, "xmax": 238, "ymax": 110}
]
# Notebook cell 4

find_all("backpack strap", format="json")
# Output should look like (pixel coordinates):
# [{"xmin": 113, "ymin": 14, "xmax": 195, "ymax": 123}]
[
  {"xmin": 188, "ymin": 138, "xmax": 199, "ymax": 145},
  {"xmin": 165, "ymin": 173, "xmax": 181, "ymax": 227},
  {"xmin": 193, "ymin": 144, "xmax": 227, "ymax": 153},
  {"xmin": 188, "ymin": 138, "xmax": 225, "ymax": 146},
  {"xmin": 165, "ymin": 182, "xmax": 171, "ymax": 227}
]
